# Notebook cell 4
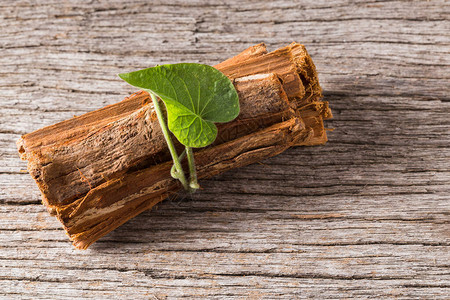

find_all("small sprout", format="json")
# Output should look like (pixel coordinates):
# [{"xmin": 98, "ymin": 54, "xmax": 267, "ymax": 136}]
[{"xmin": 119, "ymin": 63, "xmax": 240, "ymax": 191}]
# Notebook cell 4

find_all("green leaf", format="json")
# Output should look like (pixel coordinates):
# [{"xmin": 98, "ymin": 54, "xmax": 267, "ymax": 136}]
[{"xmin": 119, "ymin": 63, "xmax": 239, "ymax": 148}]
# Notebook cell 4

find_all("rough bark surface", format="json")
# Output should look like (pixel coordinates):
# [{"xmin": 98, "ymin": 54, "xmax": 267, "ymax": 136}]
[{"xmin": 0, "ymin": 0, "xmax": 449, "ymax": 299}]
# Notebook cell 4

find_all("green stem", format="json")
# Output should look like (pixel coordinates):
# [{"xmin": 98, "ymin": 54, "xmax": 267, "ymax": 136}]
[
  {"xmin": 170, "ymin": 149, "xmax": 186, "ymax": 178},
  {"xmin": 186, "ymin": 146, "xmax": 199, "ymax": 190},
  {"xmin": 149, "ymin": 92, "xmax": 189, "ymax": 191}
]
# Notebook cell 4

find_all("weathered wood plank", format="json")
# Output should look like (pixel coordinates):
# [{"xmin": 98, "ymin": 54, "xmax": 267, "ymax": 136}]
[{"xmin": 0, "ymin": 0, "xmax": 449, "ymax": 298}]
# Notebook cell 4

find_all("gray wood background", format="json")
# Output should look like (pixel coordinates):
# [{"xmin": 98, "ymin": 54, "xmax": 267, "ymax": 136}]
[{"xmin": 1, "ymin": 0, "xmax": 449, "ymax": 299}]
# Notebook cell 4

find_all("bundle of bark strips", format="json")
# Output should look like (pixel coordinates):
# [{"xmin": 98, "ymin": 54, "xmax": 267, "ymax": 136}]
[{"xmin": 17, "ymin": 42, "xmax": 332, "ymax": 249}]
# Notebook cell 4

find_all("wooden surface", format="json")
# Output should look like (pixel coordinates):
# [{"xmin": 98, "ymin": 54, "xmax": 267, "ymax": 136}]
[{"xmin": 0, "ymin": 0, "xmax": 449, "ymax": 298}]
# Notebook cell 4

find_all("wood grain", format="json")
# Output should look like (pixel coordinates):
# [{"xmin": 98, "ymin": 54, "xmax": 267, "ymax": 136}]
[{"xmin": 0, "ymin": 0, "xmax": 449, "ymax": 299}]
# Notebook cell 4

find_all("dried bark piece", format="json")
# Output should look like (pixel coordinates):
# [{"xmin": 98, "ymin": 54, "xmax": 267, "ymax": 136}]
[
  {"xmin": 297, "ymin": 101, "xmax": 332, "ymax": 146},
  {"xmin": 17, "ymin": 42, "xmax": 332, "ymax": 249},
  {"xmin": 289, "ymin": 42, "xmax": 323, "ymax": 105},
  {"xmin": 214, "ymin": 43, "xmax": 268, "ymax": 70},
  {"xmin": 217, "ymin": 46, "xmax": 306, "ymax": 99},
  {"xmin": 17, "ymin": 91, "xmax": 151, "ymax": 159}
]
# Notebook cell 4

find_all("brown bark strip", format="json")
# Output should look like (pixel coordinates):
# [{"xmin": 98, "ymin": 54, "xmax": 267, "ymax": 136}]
[
  {"xmin": 217, "ymin": 46, "xmax": 306, "ymax": 99},
  {"xmin": 296, "ymin": 101, "xmax": 332, "ymax": 146},
  {"xmin": 17, "ymin": 91, "xmax": 151, "ymax": 158},
  {"xmin": 289, "ymin": 42, "xmax": 323, "ymax": 106},
  {"xmin": 214, "ymin": 43, "xmax": 268, "ymax": 70}
]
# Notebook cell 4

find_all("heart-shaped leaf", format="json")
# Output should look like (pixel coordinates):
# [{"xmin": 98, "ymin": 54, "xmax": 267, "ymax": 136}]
[{"xmin": 119, "ymin": 63, "xmax": 239, "ymax": 148}]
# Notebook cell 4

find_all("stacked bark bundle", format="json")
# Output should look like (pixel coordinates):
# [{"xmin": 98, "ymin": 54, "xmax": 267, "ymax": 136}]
[{"xmin": 17, "ymin": 42, "xmax": 332, "ymax": 249}]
